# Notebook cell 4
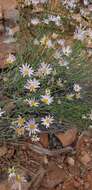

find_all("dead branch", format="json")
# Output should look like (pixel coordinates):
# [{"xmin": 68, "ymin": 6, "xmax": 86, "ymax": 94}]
[{"xmin": 28, "ymin": 144, "xmax": 73, "ymax": 156}]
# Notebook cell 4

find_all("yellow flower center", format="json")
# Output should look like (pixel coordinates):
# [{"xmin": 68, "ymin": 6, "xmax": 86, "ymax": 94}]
[
  {"xmin": 42, "ymin": 98, "xmax": 49, "ymax": 104},
  {"xmin": 24, "ymin": 69, "xmax": 29, "ymax": 76},
  {"xmin": 45, "ymin": 118, "xmax": 50, "ymax": 124},
  {"xmin": 29, "ymin": 124, "xmax": 36, "ymax": 129},
  {"xmin": 18, "ymin": 117, "xmax": 25, "ymax": 127},
  {"xmin": 31, "ymin": 101, "xmax": 37, "ymax": 107},
  {"xmin": 30, "ymin": 85, "xmax": 36, "ymax": 92}
]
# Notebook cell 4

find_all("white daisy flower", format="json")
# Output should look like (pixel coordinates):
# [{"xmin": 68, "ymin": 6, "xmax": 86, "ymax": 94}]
[
  {"xmin": 48, "ymin": 15, "xmax": 57, "ymax": 22},
  {"xmin": 24, "ymin": 119, "xmax": 39, "ymax": 136},
  {"xmin": 74, "ymin": 25, "xmax": 86, "ymax": 41},
  {"xmin": 36, "ymin": 62, "xmax": 52, "ymax": 77},
  {"xmin": 73, "ymin": 84, "xmax": 81, "ymax": 92},
  {"xmin": 55, "ymin": 16, "xmax": 61, "ymax": 26},
  {"xmin": 57, "ymin": 39, "xmax": 65, "ymax": 46},
  {"xmin": 25, "ymin": 78, "xmax": 40, "ymax": 92},
  {"xmin": 31, "ymin": 18, "xmax": 40, "ymax": 25},
  {"xmin": 41, "ymin": 94, "xmax": 53, "ymax": 105},
  {"xmin": 62, "ymin": 0, "xmax": 77, "ymax": 10},
  {"xmin": 17, "ymin": 116, "xmax": 25, "ymax": 127},
  {"xmin": 67, "ymin": 0, "xmax": 76, "ymax": 9},
  {"xmin": 41, "ymin": 115, "xmax": 54, "ymax": 128},
  {"xmin": 8, "ymin": 167, "xmax": 16, "ymax": 180},
  {"xmin": 26, "ymin": 98, "xmax": 39, "ymax": 107},
  {"xmin": 48, "ymin": 15, "xmax": 61, "ymax": 26},
  {"xmin": 8, "ymin": 167, "xmax": 27, "ymax": 190},
  {"xmin": 19, "ymin": 63, "xmax": 34, "ymax": 77},
  {"xmin": 62, "ymin": 45, "xmax": 72, "ymax": 56},
  {"xmin": 31, "ymin": 134, "xmax": 40, "ymax": 142},
  {"xmin": 6, "ymin": 53, "xmax": 16, "ymax": 64},
  {"xmin": 59, "ymin": 59, "xmax": 69, "ymax": 67}
]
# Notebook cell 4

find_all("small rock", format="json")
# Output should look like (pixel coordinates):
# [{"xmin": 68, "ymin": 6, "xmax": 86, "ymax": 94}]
[
  {"xmin": 67, "ymin": 157, "xmax": 75, "ymax": 166},
  {"xmin": 84, "ymin": 171, "xmax": 92, "ymax": 189},
  {"xmin": 42, "ymin": 162, "xmax": 67, "ymax": 188},
  {"xmin": 84, "ymin": 182, "xmax": 90, "ymax": 189},
  {"xmin": 0, "ymin": 146, "xmax": 7, "ymax": 157},
  {"xmin": 55, "ymin": 128, "xmax": 77, "ymax": 147},
  {"xmin": 73, "ymin": 181, "xmax": 80, "ymax": 188},
  {"xmin": 0, "ymin": 180, "xmax": 10, "ymax": 190},
  {"xmin": 40, "ymin": 133, "xmax": 49, "ymax": 148},
  {"xmin": 0, "ymin": 0, "xmax": 18, "ymax": 22},
  {"xmin": 0, "ymin": 184, "xmax": 7, "ymax": 190},
  {"xmin": 80, "ymin": 151, "xmax": 91, "ymax": 166},
  {"xmin": 62, "ymin": 178, "xmax": 75, "ymax": 190},
  {"xmin": 43, "ymin": 155, "xmax": 48, "ymax": 165}
]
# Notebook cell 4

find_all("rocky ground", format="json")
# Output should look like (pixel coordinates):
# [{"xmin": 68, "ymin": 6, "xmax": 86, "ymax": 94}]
[
  {"xmin": 0, "ymin": 1, "xmax": 92, "ymax": 190},
  {"xmin": 0, "ymin": 128, "xmax": 92, "ymax": 190},
  {"xmin": 0, "ymin": 0, "xmax": 18, "ymax": 69}
]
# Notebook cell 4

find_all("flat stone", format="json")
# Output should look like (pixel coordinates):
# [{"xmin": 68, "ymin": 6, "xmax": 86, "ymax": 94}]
[
  {"xmin": 55, "ymin": 128, "xmax": 77, "ymax": 147},
  {"xmin": 42, "ymin": 162, "xmax": 67, "ymax": 188},
  {"xmin": 80, "ymin": 151, "xmax": 91, "ymax": 166},
  {"xmin": 0, "ymin": 0, "xmax": 18, "ymax": 22},
  {"xmin": 40, "ymin": 133, "xmax": 49, "ymax": 148}
]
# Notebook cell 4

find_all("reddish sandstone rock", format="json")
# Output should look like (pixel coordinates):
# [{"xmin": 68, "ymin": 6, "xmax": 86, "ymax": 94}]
[
  {"xmin": 55, "ymin": 128, "xmax": 77, "ymax": 147},
  {"xmin": 0, "ymin": 0, "xmax": 18, "ymax": 69},
  {"xmin": 84, "ymin": 171, "xmax": 92, "ymax": 189},
  {"xmin": 80, "ymin": 151, "xmax": 91, "ymax": 166},
  {"xmin": 76, "ymin": 132, "xmax": 92, "ymax": 167},
  {"xmin": 40, "ymin": 133, "xmax": 49, "ymax": 148},
  {"xmin": 0, "ymin": 0, "xmax": 18, "ymax": 22},
  {"xmin": 0, "ymin": 36, "xmax": 16, "ymax": 69},
  {"xmin": 0, "ymin": 180, "xmax": 10, "ymax": 190},
  {"xmin": 67, "ymin": 157, "xmax": 75, "ymax": 166},
  {"xmin": 62, "ymin": 178, "xmax": 84, "ymax": 190},
  {"xmin": 42, "ymin": 162, "xmax": 67, "ymax": 188}
]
